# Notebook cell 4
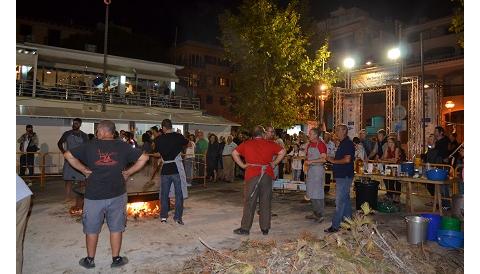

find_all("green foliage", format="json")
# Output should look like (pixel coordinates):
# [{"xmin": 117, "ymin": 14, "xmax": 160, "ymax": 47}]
[
  {"xmin": 219, "ymin": 0, "xmax": 339, "ymax": 129},
  {"xmin": 449, "ymin": 0, "xmax": 464, "ymax": 48}
]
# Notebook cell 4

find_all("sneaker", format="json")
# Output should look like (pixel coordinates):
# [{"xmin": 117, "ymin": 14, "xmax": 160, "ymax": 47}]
[
  {"xmin": 111, "ymin": 256, "xmax": 129, "ymax": 268},
  {"xmin": 233, "ymin": 228, "xmax": 250, "ymax": 235},
  {"xmin": 261, "ymin": 229, "xmax": 269, "ymax": 235},
  {"xmin": 324, "ymin": 226, "xmax": 339, "ymax": 233},
  {"xmin": 174, "ymin": 218, "xmax": 184, "ymax": 225},
  {"xmin": 316, "ymin": 216, "xmax": 325, "ymax": 223},
  {"xmin": 160, "ymin": 218, "xmax": 167, "ymax": 223},
  {"xmin": 79, "ymin": 257, "xmax": 95, "ymax": 269}
]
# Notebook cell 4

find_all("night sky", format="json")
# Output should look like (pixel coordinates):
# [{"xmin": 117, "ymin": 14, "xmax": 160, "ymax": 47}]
[{"xmin": 17, "ymin": 0, "xmax": 456, "ymax": 53}]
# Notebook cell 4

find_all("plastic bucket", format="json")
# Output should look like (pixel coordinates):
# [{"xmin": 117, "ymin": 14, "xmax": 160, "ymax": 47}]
[
  {"xmin": 437, "ymin": 230, "xmax": 464, "ymax": 248},
  {"xmin": 441, "ymin": 216, "xmax": 461, "ymax": 231},
  {"xmin": 421, "ymin": 213, "xmax": 441, "ymax": 241},
  {"xmin": 354, "ymin": 180, "xmax": 380, "ymax": 210},
  {"xmin": 401, "ymin": 162, "xmax": 415, "ymax": 177},
  {"xmin": 405, "ymin": 216, "xmax": 430, "ymax": 244}
]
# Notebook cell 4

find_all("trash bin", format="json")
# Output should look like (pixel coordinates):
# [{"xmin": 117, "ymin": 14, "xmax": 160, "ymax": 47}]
[
  {"xmin": 421, "ymin": 213, "xmax": 441, "ymax": 241},
  {"xmin": 354, "ymin": 180, "xmax": 380, "ymax": 210}
]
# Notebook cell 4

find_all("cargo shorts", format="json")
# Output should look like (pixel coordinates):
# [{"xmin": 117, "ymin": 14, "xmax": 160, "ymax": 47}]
[{"xmin": 82, "ymin": 193, "xmax": 128, "ymax": 234}]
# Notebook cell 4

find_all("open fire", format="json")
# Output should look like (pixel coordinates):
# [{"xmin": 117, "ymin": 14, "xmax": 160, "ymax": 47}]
[{"xmin": 126, "ymin": 200, "xmax": 160, "ymax": 218}]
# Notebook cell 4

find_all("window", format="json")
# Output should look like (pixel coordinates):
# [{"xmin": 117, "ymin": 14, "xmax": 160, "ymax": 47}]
[
  {"xmin": 207, "ymin": 76, "xmax": 214, "ymax": 86},
  {"xmin": 206, "ymin": 95, "xmax": 213, "ymax": 104},
  {"xmin": 219, "ymin": 97, "xmax": 227, "ymax": 106},
  {"xmin": 188, "ymin": 73, "xmax": 198, "ymax": 87},
  {"xmin": 19, "ymin": 24, "xmax": 32, "ymax": 36},
  {"xmin": 47, "ymin": 29, "xmax": 61, "ymax": 46},
  {"xmin": 219, "ymin": 77, "xmax": 227, "ymax": 87}
]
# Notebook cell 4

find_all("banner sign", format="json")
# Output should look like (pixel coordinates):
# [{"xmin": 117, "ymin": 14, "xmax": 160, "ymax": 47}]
[
  {"xmin": 342, "ymin": 96, "xmax": 361, "ymax": 139},
  {"xmin": 351, "ymin": 66, "xmax": 399, "ymax": 89}
]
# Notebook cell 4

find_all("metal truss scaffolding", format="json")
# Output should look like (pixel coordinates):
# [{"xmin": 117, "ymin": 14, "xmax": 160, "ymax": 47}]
[
  {"xmin": 385, "ymin": 85, "xmax": 396, "ymax": 133},
  {"xmin": 332, "ymin": 76, "xmax": 422, "ymax": 159}
]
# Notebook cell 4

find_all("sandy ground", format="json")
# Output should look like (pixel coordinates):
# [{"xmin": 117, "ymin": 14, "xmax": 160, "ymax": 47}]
[{"xmin": 22, "ymin": 173, "xmax": 452, "ymax": 274}]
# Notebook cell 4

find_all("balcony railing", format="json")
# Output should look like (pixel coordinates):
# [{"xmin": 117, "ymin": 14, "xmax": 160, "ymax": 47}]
[{"xmin": 16, "ymin": 80, "xmax": 201, "ymax": 110}]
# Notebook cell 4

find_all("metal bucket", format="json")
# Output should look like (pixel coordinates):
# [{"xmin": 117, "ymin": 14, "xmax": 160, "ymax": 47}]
[{"xmin": 405, "ymin": 216, "xmax": 430, "ymax": 244}]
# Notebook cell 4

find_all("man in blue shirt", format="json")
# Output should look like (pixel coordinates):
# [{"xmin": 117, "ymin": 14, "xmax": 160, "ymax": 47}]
[{"xmin": 324, "ymin": 124, "xmax": 356, "ymax": 233}]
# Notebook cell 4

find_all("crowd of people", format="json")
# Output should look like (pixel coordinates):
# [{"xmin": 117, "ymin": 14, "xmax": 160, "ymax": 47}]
[{"xmin": 16, "ymin": 118, "xmax": 463, "ymax": 270}]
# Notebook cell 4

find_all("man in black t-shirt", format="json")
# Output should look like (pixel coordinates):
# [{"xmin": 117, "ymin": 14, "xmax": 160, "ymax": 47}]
[
  {"xmin": 153, "ymin": 119, "xmax": 188, "ymax": 224},
  {"xmin": 64, "ymin": 120, "xmax": 148, "ymax": 269}
]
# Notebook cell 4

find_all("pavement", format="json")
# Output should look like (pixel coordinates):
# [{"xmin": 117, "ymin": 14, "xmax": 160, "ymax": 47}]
[{"xmin": 22, "ymin": 173, "xmax": 449, "ymax": 273}]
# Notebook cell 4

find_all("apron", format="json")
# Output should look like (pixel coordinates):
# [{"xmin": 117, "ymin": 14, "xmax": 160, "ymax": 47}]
[
  {"xmin": 164, "ymin": 153, "xmax": 188, "ymax": 199},
  {"xmin": 305, "ymin": 145, "xmax": 325, "ymax": 200},
  {"xmin": 63, "ymin": 133, "xmax": 86, "ymax": 181},
  {"xmin": 246, "ymin": 163, "xmax": 269, "ymax": 199}
]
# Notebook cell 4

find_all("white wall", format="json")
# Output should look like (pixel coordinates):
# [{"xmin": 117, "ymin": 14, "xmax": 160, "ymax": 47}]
[{"xmin": 188, "ymin": 124, "xmax": 232, "ymax": 138}]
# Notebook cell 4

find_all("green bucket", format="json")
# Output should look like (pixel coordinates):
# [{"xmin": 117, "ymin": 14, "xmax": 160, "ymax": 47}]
[{"xmin": 441, "ymin": 216, "xmax": 461, "ymax": 231}]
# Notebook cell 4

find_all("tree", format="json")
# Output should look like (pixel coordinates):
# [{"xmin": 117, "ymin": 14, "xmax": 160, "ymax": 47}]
[
  {"xmin": 219, "ymin": 0, "xmax": 339, "ymax": 129},
  {"xmin": 449, "ymin": 0, "xmax": 464, "ymax": 48}
]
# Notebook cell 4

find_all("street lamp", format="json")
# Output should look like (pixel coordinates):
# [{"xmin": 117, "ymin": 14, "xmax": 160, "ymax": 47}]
[
  {"xmin": 316, "ymin": 83, "xmax": 330, "ymax": 132},
  {"xmin": 445, "ymin": 100, "xmax": 455, "ymax": 124},
  {"xmin": 387, "ymin": 47, "xmax": 401, "ymax": 61},
  {"xmin": 343, "ymin": 57, "xmax": 355, "ymax": 88}
]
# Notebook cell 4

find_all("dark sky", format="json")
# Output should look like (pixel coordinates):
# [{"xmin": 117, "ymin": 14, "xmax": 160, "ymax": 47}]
[{"xmin": 17, "ymin": 0, "xmax": 456, "ymax": 46}]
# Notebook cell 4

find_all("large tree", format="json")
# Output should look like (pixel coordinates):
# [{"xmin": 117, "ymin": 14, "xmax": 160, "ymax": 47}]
[
  {"xmin": 449, "ymin": 0, "xmax": 464, "ymax": 48},
  {"xmin": 219, "ymin": 0, "xmax": 338, "ymax": 129}
]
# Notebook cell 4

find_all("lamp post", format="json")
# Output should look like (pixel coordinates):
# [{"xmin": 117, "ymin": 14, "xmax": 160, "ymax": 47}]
[
  {"xmin": 317, "ymin": 83, "xmax": 330, "ymax": 131},
  {"xmin": 343, "ymin": 57, "xmax": 355, "ymax": 88},
  {"xmin": 101, "ymin": 0, "xmax": 112, "ymax": 112},
  {"xmin": 445, "ymin": 100, "xmax": 455, "ymax": 125}
]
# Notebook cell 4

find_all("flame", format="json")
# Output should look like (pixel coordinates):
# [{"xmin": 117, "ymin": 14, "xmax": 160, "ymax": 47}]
[{"xmin": 126, "ymin": 201, "xmax": 160, "ymax": 218}]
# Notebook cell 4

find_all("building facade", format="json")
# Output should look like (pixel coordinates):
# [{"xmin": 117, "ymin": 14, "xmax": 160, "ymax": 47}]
[{"xmin": 172, "ymin": 41, "xmax": 236, "ymax": 121}]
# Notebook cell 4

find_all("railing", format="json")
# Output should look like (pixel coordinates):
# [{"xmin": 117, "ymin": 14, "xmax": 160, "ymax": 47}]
[
  {"xmin": 16, "ymin": 151, "xmax": 208, "ymax": 190},
  {"xmin": 16, "ymin": 80, "xmax": 201, "ymax": 110}
]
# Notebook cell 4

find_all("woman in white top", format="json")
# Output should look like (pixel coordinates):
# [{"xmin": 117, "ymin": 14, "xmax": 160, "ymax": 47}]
[
  {"xmin": 184, "ymin": 134, "xmax": 196, "ymax": 185},
  {"xmin": 288, "ymin": 144, "xmax": 305, "ymax": 181}
]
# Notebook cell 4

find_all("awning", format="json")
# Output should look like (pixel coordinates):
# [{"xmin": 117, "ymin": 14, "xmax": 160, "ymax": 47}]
[{"xmin": 16, "ymin": 105, "xmax": 240, "ymax": 126}]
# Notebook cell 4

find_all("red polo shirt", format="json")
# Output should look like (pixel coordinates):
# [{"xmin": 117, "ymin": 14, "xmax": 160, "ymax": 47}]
[{"xmin": 234, "ymin": 138, "xmax": 282, "ymax": 182}]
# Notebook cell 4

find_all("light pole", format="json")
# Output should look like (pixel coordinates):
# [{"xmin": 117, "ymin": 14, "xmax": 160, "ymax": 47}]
[
  {"xmin": 317, "ymin": 83, "xmax": 329, "ymax": 131},
  {"xmin": 343, "ymin": 57, "xmax": 355, "ymax": 88},
  {"xmin": 101, "ymin": 0, "xmax": 112, "ymax": 112}
]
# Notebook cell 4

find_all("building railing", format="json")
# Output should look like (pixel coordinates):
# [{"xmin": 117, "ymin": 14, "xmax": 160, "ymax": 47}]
[{"xmin": 16, "ymin": 80, "xmax": 201, "ymax": 110}]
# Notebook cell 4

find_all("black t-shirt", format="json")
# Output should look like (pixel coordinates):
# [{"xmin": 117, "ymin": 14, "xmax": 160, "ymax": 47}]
[
  {"xmin": 70, "ymin": 139, "xmax": 142, "ymax": 200},
  {"xmin": 154, "ymin": 132, "xmax": 188, "ymax": 175},
  {"xmin": 435, "ymin": 136, "xmax": 450, "ymax": 160}
]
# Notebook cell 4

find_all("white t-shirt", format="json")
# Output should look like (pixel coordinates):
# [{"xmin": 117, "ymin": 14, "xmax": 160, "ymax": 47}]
[
  {"xmin": 185, "ymin": 141, "xmax": 195, "ymax": 158},
  {"xmin": 289, "ymin": 150, "xmax": 305, "ymax": 170},
  {"xmin": 222, "ymin": 142, "xmax": 237, "ymax": 155}
]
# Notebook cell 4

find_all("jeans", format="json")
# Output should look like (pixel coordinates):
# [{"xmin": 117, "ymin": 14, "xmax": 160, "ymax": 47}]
[
  {"xmin": 160, "ymin": 174, "xmax": 183, "ymax": 220},
  {"xmin": 332, "ymin": 177, "xmax": 353, "ymax": 229},
  {"xmin": 19, "ymin": 153, "xmax": 34, "ymax": 176},
  {"xmin": 292, "ymin": 169, "xmax": 301, "ymax": 181},
  {"xmin": 184, "ymin": 158, "xmax": 194, "ymax": 183}
]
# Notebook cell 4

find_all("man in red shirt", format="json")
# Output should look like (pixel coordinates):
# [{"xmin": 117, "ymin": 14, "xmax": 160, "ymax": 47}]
[{"xmin": 232, "ymin": 125, "xmax": 286, "ymax": 235}]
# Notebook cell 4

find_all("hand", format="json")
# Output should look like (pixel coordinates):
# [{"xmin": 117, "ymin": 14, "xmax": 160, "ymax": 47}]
[
  {"xmin": 270, "ymin": 162, "xmax": 276, "ymax": 169},
  {"xmin": 122, "ymin": 170, "xmax": 130, "ymax": 181},
  {"xmin": 326, "ymin": 157, "xmax": 333, "ymax": 163},
  {"xmin": 83, "ymin": 168, "xmax": 92, "ymax": 178},
  {"xmin": 242, "ymin": 163, "xmax": 249, "ymax": 169}
]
